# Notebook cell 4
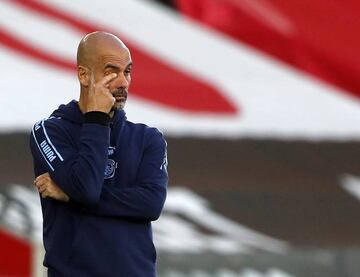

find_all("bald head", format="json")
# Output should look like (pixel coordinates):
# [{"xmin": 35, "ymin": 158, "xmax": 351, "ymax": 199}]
[
  {"xmin": 77, "ymin": 31, "xmax": 129, "ymax": 66},
  {"xmin": 76, "ymin": 31, "xmax": 132, "ymax": 112}
]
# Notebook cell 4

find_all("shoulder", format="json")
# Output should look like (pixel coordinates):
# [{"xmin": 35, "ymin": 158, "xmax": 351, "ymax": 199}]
[
  {"xmin": 31, "ymin": 116, "xmax": 67, "ymax": 137},
  {"xmin": 125, "ymin": 120, "xmax": 166, "ymax": 146},
  {"xmin": 30, "ymin": 115, "xmax": 75, "ymax": 150},
  {"xmin": 29, "ymin": 117, "xmax": 67, "ymax": 167}
]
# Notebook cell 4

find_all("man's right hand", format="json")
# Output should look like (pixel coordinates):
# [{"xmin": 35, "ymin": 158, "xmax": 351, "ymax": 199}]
[{"xmin": 84, "ymin": 73, "xmax": 117, "ymax": 113}]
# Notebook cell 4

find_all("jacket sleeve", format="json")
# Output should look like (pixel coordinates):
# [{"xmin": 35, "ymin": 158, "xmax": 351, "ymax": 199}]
[
  {"xmin": 77, "ymin": 129, "xmax": 168, "ymax": 221},
  {"xmin": 29, "ymin": 118, "xmax": 110, "ymax": 205}
]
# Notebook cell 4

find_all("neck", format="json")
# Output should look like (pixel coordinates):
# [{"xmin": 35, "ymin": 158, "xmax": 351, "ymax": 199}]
[{"xmin": 78, "ymin": 87, "xmax": 88, "ymax": 114}]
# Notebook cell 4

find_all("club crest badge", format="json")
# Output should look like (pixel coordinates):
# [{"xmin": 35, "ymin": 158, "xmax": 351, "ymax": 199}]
[
  {"xmin": 108, "ymin": 146, "xmax": 116, "ymax": 155},
  {"xmin": 104, "ymin": 159, "xmax": 117, "ymax": 179}
]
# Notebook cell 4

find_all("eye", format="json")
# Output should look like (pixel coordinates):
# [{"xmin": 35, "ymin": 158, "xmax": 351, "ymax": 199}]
[{"xmin": 124, "ymin": 68, "xmax": 132, "ymax": 75}]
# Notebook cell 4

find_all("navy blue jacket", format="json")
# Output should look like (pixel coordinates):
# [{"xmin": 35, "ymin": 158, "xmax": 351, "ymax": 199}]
[{"xmin": 29, "ymin": 100, "xmax": 168, "ymax": 276}]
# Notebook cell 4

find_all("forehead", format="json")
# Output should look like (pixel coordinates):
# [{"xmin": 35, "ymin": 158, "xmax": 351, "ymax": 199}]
[{"xmin": 98, "ymin": 47, "xmax": 132, "ymax": 68}]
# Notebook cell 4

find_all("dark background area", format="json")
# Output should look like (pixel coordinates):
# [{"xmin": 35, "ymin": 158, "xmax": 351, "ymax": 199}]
[{"xmin": 3, "ymin": 132, "xmax": 360, "ymax": 247}]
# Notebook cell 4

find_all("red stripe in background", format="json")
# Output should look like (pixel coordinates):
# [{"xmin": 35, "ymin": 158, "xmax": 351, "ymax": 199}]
[
  {"xmin": 0, "ymin": 27, "xmax": 74, "ymax": 71},
  {"xmin": 175, "ymin": 0, "xmax": 360, "ymax": 101},
  {"xmin": 0, "ymin": 228, "xmax": 32, "ymax": 276},
  {"xmin": 1, "ymin": 0, "xmax": 237, "ymax": 114}
]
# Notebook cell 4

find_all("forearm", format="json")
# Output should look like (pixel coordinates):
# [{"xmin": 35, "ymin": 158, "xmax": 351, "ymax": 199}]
[{"xmin": 73, "ymin": 182, "xmax": 167, "ymax": 221}]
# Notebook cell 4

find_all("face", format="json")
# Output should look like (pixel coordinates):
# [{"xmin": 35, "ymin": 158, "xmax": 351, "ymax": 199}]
[{"xmin": 93, "ymin": 47, "xmax": 132, "ymax": 110}]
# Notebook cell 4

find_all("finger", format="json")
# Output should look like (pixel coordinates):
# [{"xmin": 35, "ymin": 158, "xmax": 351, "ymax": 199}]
[
  {"xmin": 35, "ymin": 175, "xmax": 44, "ymax": 183},
  {"xmin": 35, "ymin": 178, "xmax": 46, "ymax": 188},
  {"xmin": 36, "ymin": 176, "xmax": 50, "ymax": 185},
  {"xmin": 35, "ymin": 181, "xmax": 42, "ymax": 189},
  {"xmin": 38, "ymin": 184, "xmax": 47, "ymax": 193},
  {"xmin": 100, "ymin": 73, "xmax": 117, "ymax": 86},
  {"xmin": 37, "ymin": 182, "xmax": 47, "ymax": 192},
  {"xmin": 35, "ymin": 172, "xmax": 50, "ymax": 182}
]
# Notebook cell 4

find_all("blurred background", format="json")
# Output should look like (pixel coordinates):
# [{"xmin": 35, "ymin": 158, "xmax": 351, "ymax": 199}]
[{"xmin": 1, "ymin": 0, "xmax": 360, "ymax": 276}]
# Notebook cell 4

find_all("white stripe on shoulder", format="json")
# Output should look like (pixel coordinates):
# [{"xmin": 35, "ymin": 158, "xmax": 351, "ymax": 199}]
[
  {"xmin": 31, "ymin": 123, "xmax": 55, "ymax": 171},
  {"xmin": 41, "ymin": 119, "xmax": 64, "ymax": 161}
]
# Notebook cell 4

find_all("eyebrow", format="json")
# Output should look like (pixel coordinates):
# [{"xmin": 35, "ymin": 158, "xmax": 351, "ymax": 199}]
[{"xmin": 104, "ymin": 62, "xmax": 133, "ymax": 71}]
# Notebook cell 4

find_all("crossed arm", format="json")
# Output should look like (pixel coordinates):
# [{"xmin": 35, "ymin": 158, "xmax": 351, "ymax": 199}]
[
  {"xmin": 30, "ymin": 101, "xmax": 168, "ymax": 221},
  {"xmin": 34, "ymin": 163, "xmax": 168, "ymax": 221},
  {"xmin": 31, "ymin": 123, "xmax": 168, "ymax": 221}
]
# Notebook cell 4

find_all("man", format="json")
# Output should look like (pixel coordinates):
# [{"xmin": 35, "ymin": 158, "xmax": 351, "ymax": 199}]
[{"xmin": 30, "ymin": 31, "xmax": 168, "ymax": 276}]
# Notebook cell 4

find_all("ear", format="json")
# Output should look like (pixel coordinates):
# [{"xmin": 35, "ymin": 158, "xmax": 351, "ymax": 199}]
[{"xmin": 77, "ymin": 65, "xmax": 90, "ymax": 87}]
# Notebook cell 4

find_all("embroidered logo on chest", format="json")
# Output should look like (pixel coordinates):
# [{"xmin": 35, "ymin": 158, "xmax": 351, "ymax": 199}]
[
  {"xmin": 104, "ymin": 146, "xmax": 117, "ymax": 179},
  {"xmin": 104, "ymin": 159, "xmax": 117, "ymax": 179}
]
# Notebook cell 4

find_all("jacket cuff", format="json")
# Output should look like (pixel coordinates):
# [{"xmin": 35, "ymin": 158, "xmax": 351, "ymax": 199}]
[{"xmin": 84, "ymin": 111, "xmax": 110, "ymax": 126}]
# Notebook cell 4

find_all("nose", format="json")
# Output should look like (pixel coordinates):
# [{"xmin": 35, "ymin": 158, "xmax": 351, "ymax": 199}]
[{"xmin": 113, "ymin": 73, "xmax": 129, "ymax": 89}]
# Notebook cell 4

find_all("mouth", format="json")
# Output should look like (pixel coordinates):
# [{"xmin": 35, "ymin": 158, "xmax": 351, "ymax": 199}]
[
  {"xmin": 114, "ymin": 95, "xmax": 126, "ymax": 102},
  {"xmin": 112, "ymin": 90, "xmax": 127, "ymax": 102}
]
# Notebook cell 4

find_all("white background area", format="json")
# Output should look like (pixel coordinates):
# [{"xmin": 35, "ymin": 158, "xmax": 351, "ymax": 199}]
[{"xmin": 1, "ymin": 0, "xmax": 360, "ymax": 140}]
